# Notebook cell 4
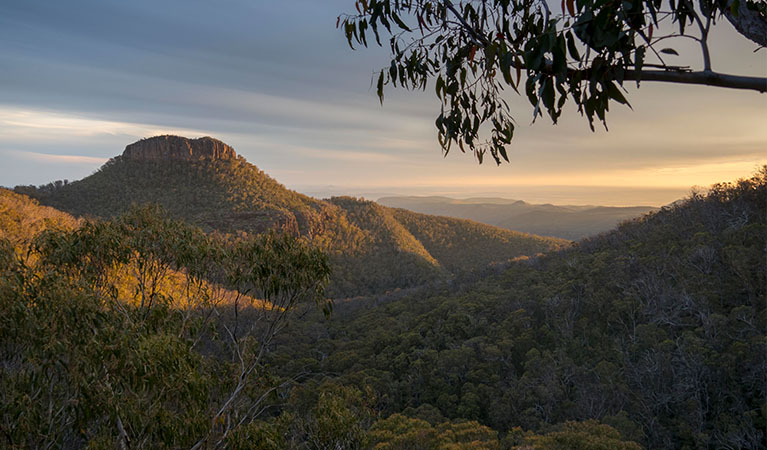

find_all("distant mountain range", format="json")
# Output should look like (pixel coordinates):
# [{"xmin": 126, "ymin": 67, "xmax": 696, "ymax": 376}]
[
  {"xmin": 377, "ymin": 196, "xmax": 658, "ymax": 240},
  {"xmin": 13, "ymin": 135, "xmax": 566, "ymax": 297}
]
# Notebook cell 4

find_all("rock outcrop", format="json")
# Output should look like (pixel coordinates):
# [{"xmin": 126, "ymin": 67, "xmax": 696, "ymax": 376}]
[{"xmin": 122, "ymin": 135, "xmax": 237, "ymax": 161}]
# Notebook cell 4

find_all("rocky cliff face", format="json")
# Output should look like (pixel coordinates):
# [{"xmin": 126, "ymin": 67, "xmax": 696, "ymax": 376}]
[{"xmin": 122, "ymin": 135, "xmax": 237, "ymax": 161}]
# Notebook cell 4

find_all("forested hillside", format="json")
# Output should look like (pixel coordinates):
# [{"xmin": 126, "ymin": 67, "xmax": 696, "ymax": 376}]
[
  {"xmin": 272, "ymin": 169, "xmax": 767, "ymax": 449},
  {"xmin": 0, "ymin": 194, "xmax": 337, "ymax": 449},
  {"xmin": 15, "ymin": 136, "xmax": 565, "ymax": 297},
  {"xmin": 2, "ymin": 162, "xmax": 764, "ymax": 448}
]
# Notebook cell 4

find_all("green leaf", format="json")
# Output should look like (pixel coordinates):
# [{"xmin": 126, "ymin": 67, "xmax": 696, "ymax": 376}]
[
  {"xmin": 730, "ymin": 0, "xmax": 740, "ymax": 16},
  {"xmin": 552, "ymin": 36, "xmax": 567, "ymax": 78}
]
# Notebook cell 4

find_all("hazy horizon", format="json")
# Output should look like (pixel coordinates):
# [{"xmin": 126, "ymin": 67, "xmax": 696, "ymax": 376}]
[
  {"xmin": 3, "ymin": 141, "xmax": 757, "ymax": 208},
  {"xmin": 294, "ymin": 184, "xmax": 688, "ymax": 207}
]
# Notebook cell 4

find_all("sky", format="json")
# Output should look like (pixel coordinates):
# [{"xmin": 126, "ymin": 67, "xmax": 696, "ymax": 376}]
[{"xmin": 1, "ymin": 0, "xmax": 765, "ymax": 206}]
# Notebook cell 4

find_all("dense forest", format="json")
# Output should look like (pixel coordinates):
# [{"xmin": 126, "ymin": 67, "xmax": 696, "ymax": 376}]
[
  {"xmin": 2, "ymin": 166, "xmax": 764, "ymax": 448},
  {"xmin": 15, "ymin": 148, "xmax": 565, "ymax": 298},
  {"xmin": 273, "ymin": 169, "xmax": 766, "ymax": 448}
]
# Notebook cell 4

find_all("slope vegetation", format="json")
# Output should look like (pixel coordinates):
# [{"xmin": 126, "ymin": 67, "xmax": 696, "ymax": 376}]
[
  {"xmin": 274, "ymin": 169, "xmax": 767, "ymax": 448},
  {"xmin": 0, "ymin": 188, "xmax": 79, "ymax": 245},
  {"xmin": 389, "ymin": 207, "xmax": 567, "ymax": 273}
]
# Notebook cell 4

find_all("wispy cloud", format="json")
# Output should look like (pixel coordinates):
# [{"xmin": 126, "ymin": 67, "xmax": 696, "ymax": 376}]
[
  {"xmin": 1, "ymin": 0, "xmax": 764, "ymax": 204},
  {"xmin": 5, "ymin": 150, "xmax": 108, "ymax": 165},
  {"xmin": 0, "ymin": 106, "xmax": 210, "ymax": 140}
]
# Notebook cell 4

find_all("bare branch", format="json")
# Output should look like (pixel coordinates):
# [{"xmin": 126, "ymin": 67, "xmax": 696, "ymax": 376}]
[{"xmin": 625, "ymin": 69, "xmax": 766, "ymax": 92}]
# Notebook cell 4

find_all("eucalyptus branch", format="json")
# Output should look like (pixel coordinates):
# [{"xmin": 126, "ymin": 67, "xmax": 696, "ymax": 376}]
[
  {"xmin": 681, "ymin": 0, "xmax": 712, "ymax": 70},
  {"xmin": 343, "ymin": 0, "xmax": 767, "ymax": 165},
  {"xmin": 443, "ymin": 0, "xmax": 490, "ymax": 45}
]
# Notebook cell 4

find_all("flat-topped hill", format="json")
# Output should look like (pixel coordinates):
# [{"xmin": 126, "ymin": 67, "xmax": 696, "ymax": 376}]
[{"xmin": 122, "ymin": 135, "xmax": 237, "ymax": 161}]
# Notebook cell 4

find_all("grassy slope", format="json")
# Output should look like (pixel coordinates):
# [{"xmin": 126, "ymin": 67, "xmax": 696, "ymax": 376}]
[{"xmin": 0, "ymin": 188, "xmax": 271, "ymax": 312}]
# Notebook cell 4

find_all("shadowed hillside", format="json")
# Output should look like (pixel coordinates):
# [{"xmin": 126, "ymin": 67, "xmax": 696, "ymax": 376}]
[{"xmin": 14, "ymin": 136, "xmax": 565, "ymax": 297}]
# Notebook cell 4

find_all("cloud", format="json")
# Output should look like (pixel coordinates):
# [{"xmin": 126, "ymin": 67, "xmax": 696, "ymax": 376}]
[
  {"xmin": 0, "ymin": 106, "xmax": 211, "ymax": 140},
  {"xmin": 5, "ymin": 150, "xmax": 108, "ymax": 165},
  {"xmin": 0, "ymin": 0, "xmax": 764, "ymax": 204}
]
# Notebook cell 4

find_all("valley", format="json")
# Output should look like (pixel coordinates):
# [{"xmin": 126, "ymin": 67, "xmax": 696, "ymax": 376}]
[{"xmin": 2, "ymin": 136, "xmax": 764, "ymax": 449}]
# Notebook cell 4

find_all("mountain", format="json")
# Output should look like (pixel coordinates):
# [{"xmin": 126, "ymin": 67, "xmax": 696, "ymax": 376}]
[
  {"xmin": 14, "ymin": 136, "xmax": 566, "ymax": 297},
  {"xmin": 377, "ymin": 195, "xmax": 658, "ymax": 240},
  {"xmin": 4, "ymin": 138, "xmax": 764, "ymax": 448}
]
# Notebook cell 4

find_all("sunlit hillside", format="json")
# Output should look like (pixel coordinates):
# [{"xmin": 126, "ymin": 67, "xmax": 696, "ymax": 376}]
[
  {"xmin": 3, "ymin": 158, "xmax": 764, "ymax": 449},
  {"xmin": 0, "ymin": 188, "xmax": 80, "ymax": 245},
  {"xmin": 0, "ymin": 188, "xmax": 272, "ymax": 312}
]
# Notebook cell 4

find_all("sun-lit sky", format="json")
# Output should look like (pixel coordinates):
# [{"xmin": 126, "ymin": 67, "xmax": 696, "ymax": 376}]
[{"xmin": 1, "ymin": 0, "xmax": 765, "ymax": 206}]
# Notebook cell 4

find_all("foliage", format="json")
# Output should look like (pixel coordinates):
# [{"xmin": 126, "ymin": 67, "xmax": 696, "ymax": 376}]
[
  {"xmin": 0, "ymin": 205, "xmax": 331, "ymax": 448},
  {"xmin": 368, "ymin": 414, "xmax": 501, "ymax": 449},
  {"xmin": 5, "ymin": 160, "xmax": 765, "ymax": 448},
  {"xmin": 0, "ymin": 188, "xmax": 79, "ymax": 246},
  {"xmin": 339, "ymin": 0, "xmax": 767, "ymax": 163},
  {"xmin": 511, "ymin": 420, "xmax": 643, "ymax": 449},
  {"xmin": 271, "ymin": 168, "xmax": 766, "ymax": 449},
  {"xmin": 390, "ymin": 206, "xmax": 567, "ymax": 272}
]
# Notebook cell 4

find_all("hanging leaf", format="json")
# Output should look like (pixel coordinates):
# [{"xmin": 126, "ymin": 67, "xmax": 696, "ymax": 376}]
[
  {"xmin": 566, "ymin": 31, "xmax": 581, "ymax": 60},
  {"xmin": 660, "ymin": 48, "xmax": 679, "ymax": 55},
  {"xmin": 377, "ymin": 71, "xmax": 385, "ymax": 104},
  {"xmin": 391, "ymin": 13, "xmax": 411, "ymax": 31},
  {"xmin": 607, "ymin": 81, "xmax": 631, "ymax": 107}
]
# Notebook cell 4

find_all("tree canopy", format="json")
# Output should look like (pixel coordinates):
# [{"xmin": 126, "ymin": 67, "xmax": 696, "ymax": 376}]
[{"xmin": 339, "ymin": 0, "xmax": 767, "ymax": 164}]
